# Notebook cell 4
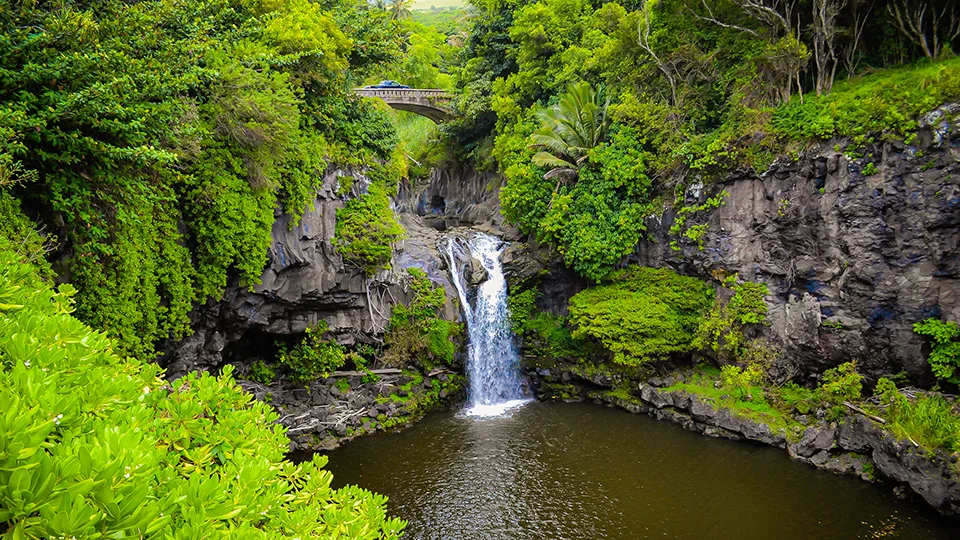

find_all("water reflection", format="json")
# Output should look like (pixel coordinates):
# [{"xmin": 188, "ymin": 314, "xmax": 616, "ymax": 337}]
[{"xmin": 325, "ymin": 402, "xmax": 955, "ymax": 539}]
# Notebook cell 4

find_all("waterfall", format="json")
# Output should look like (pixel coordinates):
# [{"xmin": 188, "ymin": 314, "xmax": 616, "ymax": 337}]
[{"xmin": 444, "ymin": 233, "xmax": 529, "ymax": 417}]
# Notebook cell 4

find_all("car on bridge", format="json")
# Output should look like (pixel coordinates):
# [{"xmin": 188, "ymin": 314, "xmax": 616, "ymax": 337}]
[{"xmin": 365, "ymin": 80, "xmax": 411, "ymax": 89}]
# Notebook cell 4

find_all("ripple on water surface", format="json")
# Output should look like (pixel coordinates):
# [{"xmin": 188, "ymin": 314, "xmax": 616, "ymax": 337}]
[{"xmin": 324, "ymin": 401, "xmax": 956, "ymax": 540}]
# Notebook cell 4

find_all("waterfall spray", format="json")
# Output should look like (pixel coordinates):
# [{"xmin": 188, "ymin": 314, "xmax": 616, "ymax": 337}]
[{"xmin": 444, "ymin": 233, "xmax": 529, "ymax": 417}]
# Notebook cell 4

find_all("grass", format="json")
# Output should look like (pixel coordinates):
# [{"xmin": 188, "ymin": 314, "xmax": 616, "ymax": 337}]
[
  {"xmin": 662, "ymin": 365, "xmax": 803, "ymax": 438},
  {"xmin": 885, "ymin": 393, "xmax": 960, "ymax": 455},
  {"xmin": 394, "ymin": 111, "xmax": 439, "ymax": 154},
  {"xmin": 772, "ymin": 57, "xmax": 960, "ymax": 144}
]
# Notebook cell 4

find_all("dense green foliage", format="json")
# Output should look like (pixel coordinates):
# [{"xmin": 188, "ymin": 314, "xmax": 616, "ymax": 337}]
[
  {"xmin": 773, "ymin": 58, "xmax": 960, "ymax": 144},
  {"xmin": 382, "ymin": 268, "xmax": 462, "ymax": 368},
  {"xmin": 0, "ymin": 243, "xmax": 404, "ymax": 538},
  {"xmin": 248, "ymin": 359, "xmax": 278, "ymax": 385},
  {"xmin": 334, "ymin": 180, "xmax": 407, "ymax": 275},
  {"xmin": 881, "ymin": 382, "xmax": 960, "ymax": 454},
  {"xmin": 914, "ymin": 318, "xmax": 960, "ymax": 386},
  {"xmin": 568, "ymin": 267, "xmax": 714, "ymax": 365},
  {"xmin": 0, "ymin": 0, "xmax": 406, "ymax": 357},
  {"xmin": 276, "ymin": 321, "xmax": 347, "ymax": 383},
  {"xmin": 449, "ymin": 0, "xmax": 960, "ymax": 281},
  {"xmin": 694, "ymin": 279, "xmax": 772, "ymax": 362},
  {"xmin": 500, "ymin": 121, "xmax": 654, "ymax": 280},
  {"xmin": 508, "ymin": 287, "xmax": 588, "ymax": 360}
]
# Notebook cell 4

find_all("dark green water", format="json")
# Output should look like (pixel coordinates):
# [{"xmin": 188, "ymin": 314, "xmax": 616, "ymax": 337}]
[{"xmin": 325, "ymin": 401, "xmax": 955, "ymax": 539}]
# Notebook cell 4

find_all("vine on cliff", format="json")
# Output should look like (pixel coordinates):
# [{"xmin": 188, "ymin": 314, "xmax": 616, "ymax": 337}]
[{"xmin": 0, "ymin": 0, "xmax": 403, "ymax": 357}]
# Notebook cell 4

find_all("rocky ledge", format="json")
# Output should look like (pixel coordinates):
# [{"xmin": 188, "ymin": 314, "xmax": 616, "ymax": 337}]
[
  {"xmin": 532, "ymin": 365, "xmax": 960, "ymax": 517},
  {"xmin": 237, "ymin": 368, "xmax": 465, "ymax": 451}
]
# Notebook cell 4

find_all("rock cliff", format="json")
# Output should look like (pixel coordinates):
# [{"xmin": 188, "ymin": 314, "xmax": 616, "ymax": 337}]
[
  {"xmin": 633, "ymin": 108, "xmax": 960, "ymax": 383},
  {"xmin": 161, "ymin": 166, "xmax": 460, "ymax": 379}
]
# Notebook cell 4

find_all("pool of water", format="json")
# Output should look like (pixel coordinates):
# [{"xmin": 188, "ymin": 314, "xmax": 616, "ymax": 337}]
[{"xmin": 324, "ymin": 401, "xmax": 955, "ymax": 539}]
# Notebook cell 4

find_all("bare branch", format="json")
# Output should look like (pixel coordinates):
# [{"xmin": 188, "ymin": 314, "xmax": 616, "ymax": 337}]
[{"xmin": 686, "ymin": 0, "xmax": 760, "ymax": 37}]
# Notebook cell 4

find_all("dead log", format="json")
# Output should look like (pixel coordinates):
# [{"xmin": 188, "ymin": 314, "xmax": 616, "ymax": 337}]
[{"xmin": 844, "ymin": 401, "xmax": 887, "ymax": 424}]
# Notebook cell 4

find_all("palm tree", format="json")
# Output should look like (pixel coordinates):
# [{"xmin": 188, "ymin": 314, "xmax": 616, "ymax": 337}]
[
  {"xmin": 388, "ymin": 0, "xmax": 413, "ymax": 20},
  {"xmin": 530, "ymin": 82, "xmax": 609, "ymax": 182}
]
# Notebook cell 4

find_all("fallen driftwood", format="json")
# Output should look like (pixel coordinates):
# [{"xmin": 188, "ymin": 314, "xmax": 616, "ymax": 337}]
[
  {"xmin": 427, "ymin": 368, "xmax": 454, "ymax": 377},
  {"xmin": 329, "ymin": 369, "xmax": 403, "ymax": 377},
  {"xmin": 844, "ymin": 401, "xmax": 887, "ymax": 424}
]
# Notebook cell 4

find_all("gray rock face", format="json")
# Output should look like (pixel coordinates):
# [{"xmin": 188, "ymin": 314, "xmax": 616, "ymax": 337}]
[
  {"xmin": 161, "ymin": 167, "xmax": 459, "ymax": 378},
  {"xmin": 630, "ymin": 119, "xmax": 960, "ymax": 383},
  {"xmin": 395, "ymin": 163, "xmax": 509, "ymax": 231}
]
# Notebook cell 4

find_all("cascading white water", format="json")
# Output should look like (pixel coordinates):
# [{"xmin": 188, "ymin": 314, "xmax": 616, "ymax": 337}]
[{"xmin": 444, "ymin": 233, "xmax": 529, "ymax": 417}]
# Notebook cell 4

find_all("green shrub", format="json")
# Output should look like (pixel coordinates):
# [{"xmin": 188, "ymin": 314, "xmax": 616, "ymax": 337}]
[
  {"xmin": 507, "ymin": 288, "xmax": 539, "ymax": 334},
  {"xmin": 276, "ymin": 321, "xmax": 346, "ymax": 383},
  {"xmin": 776, "ymin": 382, "xmax": 818, "ymax": 415},
  {"xmin": 0, "ymin": 243, "xmax": 404, "ymax": 538},
  {"xmin": 817, "ymin": 361, "xmax": 863, "ymax": 420},
  {"xmin": 694, "ymin": 280, "xmax": 771, "ymax": 362},
  {"xmin": 382, "ymin": 268, "xmax": 462, "ymax": 368},
  {"xmin": 333, "ymin": 182, "xmax": 406, "ymax": 276},
  {"xmin": 720, "ymin": 363, "xmax": 765, "ymax": 402},
  {"xmin": 913, "ymin": 318, "xmax": 960, "ymax": 385},
  {"xmin": 568, "ymin": 267, "xmax": 714, "ymax": 365},
  {"xmin": 874, "ymin": 377, "xmax": 899, "ymax": 403},
  {"xmin": 248, "ymin": 359, "xmax": 277, "ymax": 385}
]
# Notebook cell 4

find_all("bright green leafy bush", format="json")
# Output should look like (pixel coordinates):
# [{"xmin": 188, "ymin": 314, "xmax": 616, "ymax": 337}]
[
  {"xmin": 568, "ymin": 267, "xmax": 714, "ymax": 365},
  {"xmin": 913, "ymin": 318, "xmax": 960, "ymax": 385},
  {"xmin": 720, "ymin": 363, "xmax": 765, "ymax": 402},
  {"xmin": 276, "ymin": 321, "xmax": 347, "ymax": 383},
  {"xmin": 0, "ymin": 244, "xmax": 404, "ymax": 538},
  {"xmin": 382, "ymin": 268, "xmax": 462, "ymax": 368},
  {"xmin": 818, "ymin": 361, "xmax": 863, "ymax": 420},
  {"xmin": 334, "ymin": 181, "xmax": 406, "ymax": 276},
  {"xmin": 694, "ymin": 280, "xmax": 771, "ymax": 362},
  {"xmin": 248, "ymin": 359, "xmax": 277, "ymax": 385}
]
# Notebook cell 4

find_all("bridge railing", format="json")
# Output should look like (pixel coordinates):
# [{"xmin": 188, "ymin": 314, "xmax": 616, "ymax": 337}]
[{"xmin": 353, "ymin": 88, "xmax": 452, "ymax": 100}]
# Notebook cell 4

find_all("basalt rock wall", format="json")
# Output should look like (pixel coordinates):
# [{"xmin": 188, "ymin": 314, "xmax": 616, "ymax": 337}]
[
  {"xmin": 161, "ymin": 167, "xmax": 461, "ymax": 379},
  {"xmin": 633, "ymin": 107, "xmax": 960, "ymax": 383}
]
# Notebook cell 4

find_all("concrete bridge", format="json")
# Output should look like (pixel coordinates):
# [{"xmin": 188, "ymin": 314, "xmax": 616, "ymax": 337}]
[{"xmin": 354, "ymin": 88, "xmax": 455, "ymax": 123}]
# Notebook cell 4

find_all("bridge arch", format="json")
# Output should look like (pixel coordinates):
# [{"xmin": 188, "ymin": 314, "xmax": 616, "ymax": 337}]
[{"xmin": 354, "ymin": 88, "xmax": 455, "ymax": 123}]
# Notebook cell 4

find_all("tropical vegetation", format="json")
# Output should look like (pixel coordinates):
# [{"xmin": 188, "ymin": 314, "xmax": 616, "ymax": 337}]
[
  {"xmin": 443, "ymin": 0, "xmax": 960, "ymax": 282},
  {"xmin": 0, "ymin": 237, "xmax": 405, "ymax": 538}
]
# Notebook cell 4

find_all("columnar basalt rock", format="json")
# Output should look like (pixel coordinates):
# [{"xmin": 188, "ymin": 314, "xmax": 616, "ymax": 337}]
[{"xmin": 630, "ymin": 120, "xmax": 960, "ymax": 383}]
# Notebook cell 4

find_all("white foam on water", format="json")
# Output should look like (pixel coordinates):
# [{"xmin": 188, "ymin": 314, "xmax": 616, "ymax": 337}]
[
  {"xmin": 462, "ymin": 398, "xmax": 532, "ymax": 418},
  {"xmin": 444, "ymin": 233, "xmax": 530, "ymax": 419}
]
